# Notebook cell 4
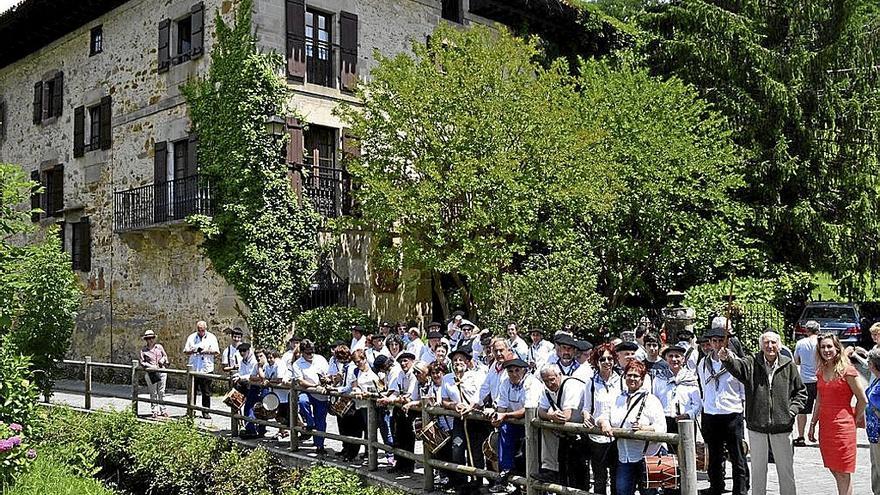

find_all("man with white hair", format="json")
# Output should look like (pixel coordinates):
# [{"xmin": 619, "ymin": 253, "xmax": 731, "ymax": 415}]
[
  {"xmin": 718, "ymin": 331, "xmax": 807, "ymax": 495},
  {"xmin": 182, "ymin": 320, "xmax": 220, "ymax": 418},
  {"xmin": 532, "ymin": 364, "xmax": 585, "ymax": 485}
]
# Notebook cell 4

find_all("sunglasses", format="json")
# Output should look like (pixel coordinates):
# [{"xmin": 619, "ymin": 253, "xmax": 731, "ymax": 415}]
[
  {"xmin": 598, "ymin": 356, "xmax": 614, "ymax": 363},
  {"xmin": 625, "ymin": 374, "xmax": 642, "ymax": 379}
]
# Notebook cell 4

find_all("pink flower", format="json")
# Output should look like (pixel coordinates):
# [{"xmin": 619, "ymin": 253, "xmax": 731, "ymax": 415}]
[
  {"xmin": 26, "ymin": 449, "xmax": 36, "ymax": 459},
  {"xmin": 8, "ymin": 423, "xmax": 22, "ymax": 433},
  {"xmin": 0, "ymin": 440, "xmax": 12, "ymax": 452},
  {"xmin": 9, "ymin": 436, "xmax": 20, "ymax": 446}
]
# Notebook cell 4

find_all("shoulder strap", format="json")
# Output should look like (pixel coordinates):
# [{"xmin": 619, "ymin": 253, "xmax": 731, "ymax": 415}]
[{"xmin": 617, "ymin": 392, "xmax": 646, "ymax": 428}]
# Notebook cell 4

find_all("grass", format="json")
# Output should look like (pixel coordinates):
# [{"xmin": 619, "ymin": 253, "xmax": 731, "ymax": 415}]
[{"xmin": 4, "ymin": 456, "xmax": 116, "ymax": 495}]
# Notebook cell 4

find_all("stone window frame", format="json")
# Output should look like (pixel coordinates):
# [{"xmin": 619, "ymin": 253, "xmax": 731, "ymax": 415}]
[{"xmin": 90, "ymin": 25, "xmax": 103, "ymax": 56}]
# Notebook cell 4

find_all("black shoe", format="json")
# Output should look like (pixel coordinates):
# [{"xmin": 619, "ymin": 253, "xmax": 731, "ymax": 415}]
[
  {"xmin": 792, "ymin": 437, "xmax": 806, "ymax": 447},
  {"xmin": 316, "ymin": 447, "xmax": 327, "ymax": 456},
  {"xmin": 530, "ymin": 470, "xmax": 557, "ymax": 484},
  {"xmin": 240, "ymin": 431, "xmax": 259, "ymax": 439},
  {"xmin": 201, "ymin": 412, "xmax": 211, "ymax": 419}
]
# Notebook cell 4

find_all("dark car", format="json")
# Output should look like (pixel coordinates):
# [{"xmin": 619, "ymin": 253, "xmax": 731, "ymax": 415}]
[{"xmin": 793, "ymin": 302, "xmax": 864, "ymax": 346}]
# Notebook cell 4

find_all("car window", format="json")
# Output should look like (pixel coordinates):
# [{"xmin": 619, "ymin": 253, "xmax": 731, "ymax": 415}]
[{"xmin": 802, "ymin": 307, "xmax": 856, "ymax": 321}]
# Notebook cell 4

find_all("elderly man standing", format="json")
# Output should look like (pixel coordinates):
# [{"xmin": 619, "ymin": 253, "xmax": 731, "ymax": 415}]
[
  {"xmin": 532, "ymin": 364, "xmax": 585, "ymax": 485},
  {"xmin": 183, "ymin": 320, "xmax": 220, "ymax": 419},
  {"xmin": 719, "ymin": 331, "xmax": 807, "ymax": 495}
]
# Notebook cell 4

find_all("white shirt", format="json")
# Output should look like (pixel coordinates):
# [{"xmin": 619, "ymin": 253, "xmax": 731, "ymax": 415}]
[
  {"xmin": 697, "ymin": 355, "xmax": 745, "ymax": 415},
  {"xmin": 389, "ymin": 368, "xmax": 417, "ymax": 399},
  {"xmin": 291, "ymin": 354, "xmax": 330, "ymax": 401},
  {"xmin": 573, "ymin": 362, "xmax": 594, "ymax": 381},
  {"xmin": 265, "ymin": 361, "xmax": 290, "ymax": 401},
  {"xmin": 365, "ymin": 346, "xmax": 390, "ymax": 367},
  {"xmin": 343, "ymin": 365, "xmax": 381, "ymax": 409},
  {"xmin": 183, "ymin": 331, "xmax": 220, "ymax": 373},
  {"xmin": 480, "ymin": 362, "xmax": 509, "ymax": 406},
  {"xmin": 420, "ymin": 345, "xmax": 437, "ymax": 364},
  {"xmin": 441, "ymin": 370, "xmax": 485, "ymax": 405},
  {"xmin": 237, "ymin": 353, "xmax": 259, "ymax": 383},
  {"xmin": 496, "ymin": 374, "xmax": 542, "ymax": 411},
  {"xmin": 350, "ymin": 335, "xmax": 367, "ymax": 352},
  {"xmin": 538, "ymin": 376, "xmax": 585, "ymax": 423},
  {"xmin": 582, "ymin": 372, "xmax": 622, "ymax": 443},
  {"xmin": 221, "ymin": 344, "xmax": 240, "ymax": 370},
  {"xmin": 406, "ymin": 338, "xmax": 425, "ymax": 358},
  {"xmin": 507, "ymin": 336, "xmax": 529, "ymax": 360},
  {"xmin": 597, "ymin": 390, "xmax": 666, "ymax": 462},
  {"xmin": 652, "ymin": 369, "xmax": 702, "ymax": 419},
  {"xmin": 528, "ymin": 340, "xmax": 556, "ymax": 371}
]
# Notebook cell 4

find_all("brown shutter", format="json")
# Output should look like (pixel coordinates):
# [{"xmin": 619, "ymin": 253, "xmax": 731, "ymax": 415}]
[
  {"xmin": 0, "ymin": 101, "xmax": 6, "ymax": 139},
  {"xmin": 286, "ymin": 117, "xmax": 303, "ymax": 201},
  {"xmin": 285, "ymin": 0, "xmax": 306, "ymax": 81},
  {"xmin": 73, "ymin": 106, "xmax": 85, "ymax": 157},
  {"xmin": 191, "ymin": 2, "xmax": 205, "ymax": 59},
  {"xmin": 154, "ymin": 141, "xmax": 168, "ymax": 223},
  {"xmin": 341, "ymin": 129, "xmax": 360, "ymax": 216},
  {"xmin": 339, "ymin": 12, "xmax": 359, "ymax": 92},
  {"xmin": 52, "ymin": 72, "xmax": 64, "ymax": 117},
  {"xmin": 186, "ymin": 134, "xmax": 199, "ymax": 177},
  {"xmin": 33, "ymin": 81, "xmax": 43, "ymax": 124},
  {"xmin": 74, "ymin": 219, "xmax": 91, "ymax": 272},
  {"xmin": 158, "ymin": 19, "xmax": 171, "ymax": 73},
  {"xmin": 30, "ymin": 170, "xmax": 41, "ymax": 222},
  {"xmin": 99, "ymin": 96, "xmax": 112, "ymax": 150}
]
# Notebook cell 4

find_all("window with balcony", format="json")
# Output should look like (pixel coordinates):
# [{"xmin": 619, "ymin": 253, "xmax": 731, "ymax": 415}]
[
  {"xmin": 305, "ymin": 9, "xmax": 333, "ymax": 88},
  {"xmin": 303, "ymin": 125, "xmax": 349, "ymax": 217}
]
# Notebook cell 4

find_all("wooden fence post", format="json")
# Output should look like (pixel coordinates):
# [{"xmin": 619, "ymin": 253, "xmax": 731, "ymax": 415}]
[
  {"xmin": 230, "ymin": 380, "xmax": 240, "ymax": 437},
  {"xmin": 84, "ymin": 356, "xmax": 92, "ymax": 410},
  {"xmin": 186, "ymin": 365, "xmax": 195, "ymax": 419},
  {"xmin": 130, "ymin": 360, "xmax": 139, "ymax": 416},
  {"xmin": 677, "ymin": 419, "xmax": 697, "ymax": 495},
  {"xmin": 421, "ymin": 402, "xmax": 434, "ymax": 492},
  {"xmin": 524, "ymin": 408, "xmax": 540, "ymax": 495},
  {"xmin": 366, "ymin": 398, "xmax": 378, "ymax": 471},
  {"xmin": 288, "ymin": 387, "xmax": 299, "ymax": 451}
]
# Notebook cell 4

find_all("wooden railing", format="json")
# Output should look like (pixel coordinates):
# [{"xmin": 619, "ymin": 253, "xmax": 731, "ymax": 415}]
[{"xmin": 54, "ymin": 358, "xmax": 698, "ymax": 495}]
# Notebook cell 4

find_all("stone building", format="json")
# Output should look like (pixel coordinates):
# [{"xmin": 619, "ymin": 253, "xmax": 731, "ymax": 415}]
[{"xmin": 0, "ymin": 0, "xmax": 585, "ymax": 366}]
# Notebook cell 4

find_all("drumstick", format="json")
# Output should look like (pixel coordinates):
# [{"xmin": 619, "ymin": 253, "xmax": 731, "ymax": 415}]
[{"xmin": 724, "ymin": 275, "xmax": 734, "ymax": 346}]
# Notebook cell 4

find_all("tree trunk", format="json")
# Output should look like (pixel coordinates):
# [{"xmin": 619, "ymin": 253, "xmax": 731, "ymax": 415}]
[
  {"xmin": 451, "ymin": 272, "xmax": 475, "ymax": 319},
  {"xmin": 433, "ymin": 270, "xmax": 450, "ymax": 322}
]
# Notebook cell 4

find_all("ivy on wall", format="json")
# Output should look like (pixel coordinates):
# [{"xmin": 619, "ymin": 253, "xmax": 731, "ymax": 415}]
[{"xmin": 183, "ymin": 0, "xmax": 320, "ymax": 347}]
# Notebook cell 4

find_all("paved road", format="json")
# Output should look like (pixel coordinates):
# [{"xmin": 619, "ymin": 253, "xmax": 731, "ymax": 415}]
[{"xmin": 49, "ymin": 380, "xmax": 873, "ymax": 495}]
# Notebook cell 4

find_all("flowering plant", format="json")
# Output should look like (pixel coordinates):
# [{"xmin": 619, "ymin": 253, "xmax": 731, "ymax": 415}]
[{"xmin": 0, "ymin": 421, "xmax": 35, "ymax": 484}]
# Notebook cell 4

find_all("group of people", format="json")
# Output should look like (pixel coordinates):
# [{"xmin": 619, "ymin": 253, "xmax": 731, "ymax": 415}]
[{"xmin": 136, "ymin": 315, "xmax": 880, "ymax": 495}]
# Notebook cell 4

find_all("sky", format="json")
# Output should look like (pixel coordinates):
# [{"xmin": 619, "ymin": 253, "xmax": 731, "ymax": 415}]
[{"xmin": 0, "ymin": 0, "xmax": 17, "ymax": 14}]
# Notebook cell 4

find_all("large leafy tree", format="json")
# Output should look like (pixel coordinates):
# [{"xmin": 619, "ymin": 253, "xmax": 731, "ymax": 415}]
[
  {"xmin": 337, "ymin": 24, "xmax": 613, "ymax": 318},
  {"xmin": 637, "ymin": 0, "xmax": 880, "ymax": 296}
]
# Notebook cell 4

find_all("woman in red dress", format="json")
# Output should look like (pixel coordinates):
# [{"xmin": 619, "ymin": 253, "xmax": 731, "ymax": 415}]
[{"xmin": 808, "ymin": 333, "xmax": 868, "ymax": 495}]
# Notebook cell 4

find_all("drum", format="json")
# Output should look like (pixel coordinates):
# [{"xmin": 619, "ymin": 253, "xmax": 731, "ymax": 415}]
[
  {"xmin": 253, "ymin": 401, "xmax": 275, "ymax": 421},
  {"xmin": 416, "ymin": 420, "xmax": 450, "ymax": 455},
  {"xmin": 262, "ymin": 392, "xmax": 280, "ymax": 413},
  {"xmin": 644, "ymin": 455, "xmax": 679, "ymax": 489},
  {"xmin": 695, "ymin": 441, "xmax": 708, "ymax": 472},
  {"xmin": 482, "ymin": 430, "xmax": 499, "ymax": 468},
  {"xmin": 222, "ymin": 389, "xmax": 245, "ymax": 410},
  {"xmin": 330, "ymin": 396, "xmax": 355, "ymax": 417}
]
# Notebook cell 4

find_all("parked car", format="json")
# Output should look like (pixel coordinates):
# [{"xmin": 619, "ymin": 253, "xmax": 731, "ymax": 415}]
[{"xmin": 793, "ymin": 302, "xmax": 865, "ymax": 346}]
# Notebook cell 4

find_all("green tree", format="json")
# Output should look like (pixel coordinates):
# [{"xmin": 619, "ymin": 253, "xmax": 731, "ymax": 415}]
[
  {"xmin": 638, "ymin": 0, "xmax": 880, "ymax": 297},
  {"xmin": 574, "ymin": 59, "xmax": 758, "ymax": 309},
  {"xmin": 336, "ymin": 24, "xmax": 613, "ymax": 318},
  {"xmin": 183, "ymin": 0, "xmax": 320, "ymax": 347}
]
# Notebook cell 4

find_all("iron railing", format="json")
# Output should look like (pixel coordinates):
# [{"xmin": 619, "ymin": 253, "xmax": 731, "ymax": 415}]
[
  {"xmin": 306, "ymin": 38, "xmax": 334, "ymax": 87},
  {"xmin": 114, "ymin": 174, "xmax": 213, "ymax": 232},
  {"xmin": 302, "ymin": 155, "xmax": 349, "ymax": 218}
]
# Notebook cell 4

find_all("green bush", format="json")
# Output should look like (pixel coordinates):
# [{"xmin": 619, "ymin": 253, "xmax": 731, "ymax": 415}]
[
  {"xmin": 87, "ymin": 410, "xmax": 141, "ymax": 482},
  {"xmin": 0, "ymin": 420, "xmax": 36, "ymax": 485},
  {"xmin": 0, "ymin": 342, "xmax": 38, "ymax": 428},
  {"xmin": 286, "ymin": 465, "xmax": 363, "ymax": 495},
  {"xmin": 3, "ymin": 456, "xmax": 115, "ymax": 495},
  {"xmin": 33, "ymin": 407, "xmax": 100, "ymax": 478},
  {"xmin": 294, "ymin": 306, "xmax": 373, "ymax": 350},
  {"xmin": 211, "ymin": 447, "xmax": 275, "ymax": 495},
  {"xmin": 129, "ymin": 418, "xmax": 222, "ymax": 495}
]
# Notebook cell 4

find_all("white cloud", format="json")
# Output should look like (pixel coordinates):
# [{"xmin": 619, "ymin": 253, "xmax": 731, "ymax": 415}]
[{"xmin": 0, "ymin": 0, "xmax": 19, "ymax": 15}]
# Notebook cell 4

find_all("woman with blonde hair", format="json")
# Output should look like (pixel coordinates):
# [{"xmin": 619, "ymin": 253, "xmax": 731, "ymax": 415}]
[{"xmin": 808, "ymin": 333, "xmax": 868, "ymax": 495}]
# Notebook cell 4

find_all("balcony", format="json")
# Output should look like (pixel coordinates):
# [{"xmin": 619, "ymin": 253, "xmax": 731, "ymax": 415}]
[
  {"xmin": 301, "ymin": 154, "xmax": 351, "ymax": 219},
  {"xmin": 113, "ymin": 174, "xmax": 213, "ymax": 232}
]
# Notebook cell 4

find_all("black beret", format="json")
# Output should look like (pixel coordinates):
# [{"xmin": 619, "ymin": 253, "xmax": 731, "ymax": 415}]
[
  {"xmin": 237, "ymin": 342, "xmax": 252, "ymax": 352},
  {"xmin": 449, "ymin": 344, "xmax": 473, "ymax": 359},
  {"xmin": 554, "ymin": 334, "xmax": 577, "ymax": 347},
  {"xmin": 427, "ymin": 321, "xmax": 442, "ymax": 328},
  {"xmin": 427, "ymin": 331, "xmax": 444, "ymax": 339},
  {"xmin": 661, "ymin": 345, "xmax": 687, "ymax": 358},
  {"xmin": 372, "ymin": 355, "xmax": 390, "ymax": 371},
  {"xmin": 575, "ymin": 340, "xmax": 594, "ymax": 352},
  {"xmin": 528, "ymin": 328, "xmax": 545, "ymax": 335},
  {"xmin": 503, "ymin": 358, "xmax": 529, "ymax": 369},
  {"xmin": 397, "ymin": 352, "xmax": 416, "ymax": 362},
  {"xmin": 614, "ymin": 341, "xmax": 639, "ymax": 352}
]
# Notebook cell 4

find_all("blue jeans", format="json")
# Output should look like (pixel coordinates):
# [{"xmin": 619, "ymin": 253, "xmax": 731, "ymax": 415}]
[
  {"xmin": 377, "ymin": 406, "xmax": 394, "ymax": 446},
  {"xmin": 243, "ymin": 386, "xmax": 266, "ymax": 435},
  {"xmin": 616, "ymin": 460, "xmax": 656, "ymax": 495},
  {"xmin": 298, "ymin": 392, "xmax": 328, "ymax": 448},
  {"xmin": 498, "ymin": 423, "xmax": 524, "ymax": 471}
]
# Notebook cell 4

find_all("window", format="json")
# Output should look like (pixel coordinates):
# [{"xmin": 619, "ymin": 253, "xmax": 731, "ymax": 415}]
[
  {"xmin": 173, "ymin": 138, "xmax": 190, "ymax": 180},
  {"xmin": 33, "ymin": 72, "xmax": 63, "ymax": 124},
  {"xmin": 90, "ymin": 25, "xmax": 103, "ymax": 56},
  {"xmin": 88, "ymin": 105, "xmax": 101, "ymax": 150},
  {"xmin": 176, "ymin": 16, "xmax": 192, "ymax": 61},
  {"xmin": 305, "ymin": 9, "xmax": 333, "ymax": 88},
  {"xmin": 44, "ymin": 166, "xmax": 64, "ymax": 218},
  {"xmin": 303, "ymin": 125, "xmax": 346, "ymax": 217},
  {"xmin": 43, "ymin": 79, "xmax": 56, "ymax": 118},
  {"xmin": 71, "ymin": 218, "xmax": 91, "ymax": 272},
  {"xmin": 442, "ymin": 0, "xmax": 463, "ymax": 23}
]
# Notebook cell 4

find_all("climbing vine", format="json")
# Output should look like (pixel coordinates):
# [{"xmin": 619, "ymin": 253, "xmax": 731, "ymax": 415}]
[{"xmin": 183, "ymin": 0, "xmax": 320, "ymax": 347}]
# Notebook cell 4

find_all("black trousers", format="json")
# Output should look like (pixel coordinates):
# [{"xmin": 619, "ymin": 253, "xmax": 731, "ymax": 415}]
[
  {"xmin": 194, "ymin": 376, "xmax": 211, "ymax": 408},
  {"xmin": 391, "ymin": 408, "xmax": 416, "ymax": 471},
  {"xmin": 559, "ymin": 435, "xmax": 590, "ymax": 489},
  {"xmin": 338, "ymin": 411, "xmax": 362, "ymax": 459},
  {"xmin": 702, "ymin": 413, "xmax": 749, "ymax": 495},
  {"xmin": 588, "ymin": 438, "xmax": 617, "ymax": 495},
  {"xmin": 450, "ymin": 418, "xmax": 490, "ymax": 486}
]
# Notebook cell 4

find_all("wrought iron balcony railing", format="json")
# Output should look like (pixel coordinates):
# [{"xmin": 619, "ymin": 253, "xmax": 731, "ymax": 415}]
[
  {"xmin": 301, "ymin": 154, "xmax": 351, "ymax": 218},
  {"xmin": 113, "ymin": 174, "xmax": 213, "ymax": 232}
]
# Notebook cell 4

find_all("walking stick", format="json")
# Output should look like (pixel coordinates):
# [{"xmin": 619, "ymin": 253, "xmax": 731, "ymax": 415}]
[{"xmin": 724, "ymin": 275, "xmax": 735, "ymax": 347}]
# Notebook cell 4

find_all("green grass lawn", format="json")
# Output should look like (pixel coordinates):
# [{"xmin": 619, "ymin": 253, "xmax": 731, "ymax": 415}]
[{"xmin": 4, "ymin": 456, "xmax": 116, "ymax": 495}]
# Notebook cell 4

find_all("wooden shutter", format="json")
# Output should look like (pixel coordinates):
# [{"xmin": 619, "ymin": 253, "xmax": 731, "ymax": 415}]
[
  {"xmin": 73, "ymin": 219, "xmax": 91, "ymax": 272},
  {"xmin": 52, "ymin": 72, "xmax": 64, "ymax": 117},
  {"xmin": 158, "ymin": 19, "xmax": 171, "ymax": 73},
  {"xmin": 339, "ymin": 12, "xmax": 359, "ymax": 92},
  {"xmin": 0, "ymin": 101, "xmax": 6, "ymax": 139},
  {"xmin": 286, "ymin": 117, "xmax": 303, "ymax": 201},
  {"xmin": 30, "ymin": 170, "xmax": 41, "ymax": 222},
  {"xmin": 186, "ymin": 134, "xmax": 199, "ymax": 177},
  {"xmin": 191, "ymin": 2, "xmax": 205, "ymax": 59},
  {"xmin": 73, "ymin": 106, "xmax": 85, "ymax": 157},
  {"xmin": 33, "ymin": 81, "xmax": 43, "ymax": 124},
  {"xmin": 285, "ymin": 0, "xmax": 306, "ymax": 81},
  {"xmin": 341, "ymin": 129, "xmax": 360, "ymax": 216},
  {"xmin": 154, "ymin": 141, "xmax": 168, "ymax": 223},
  {"xmin": 99, "ymin": 96, "xmax": 112, "ymax": 150},
  {"xmin": 58, "ymin": 221, "xmax": 66, "ymax": 252}
]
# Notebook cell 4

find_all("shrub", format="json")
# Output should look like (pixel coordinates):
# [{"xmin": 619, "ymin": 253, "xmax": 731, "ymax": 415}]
[
  {"xmin": 294, "ymin": 306, "xmax": 373, "ymax": 351},
  {"xmin": 0, "ymin": 342, "xmax": 38, "ymax": 428},
  {"xmin": 211, "ymin": 447, "xmax": 275, "ymax": 495},
  {"xmin": 286, "ymin": 465, "xmax": 363, "ymax": 495},
  {"xmin": 0, "ymin": 421, "xmax": 36, "ymax": 484},
  {"xmin": 129, "ymin": 418, "xmax": 222, "ymax": 495},
  {"xmin": 87, "ymin": 410, "xmax": 141, "ymax": 482},
  {"xmin": 31, "ymin": 407, "xmax": 99, "ymax": 478},
  {"xmin": 3, "ymin": 455, "xmax": 115, "ymax": 495}
]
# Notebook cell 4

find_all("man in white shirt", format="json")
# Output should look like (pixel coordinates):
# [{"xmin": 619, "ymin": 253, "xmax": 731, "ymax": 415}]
[
  {"xmin": 573, "ymin": 340, "xmax": 595, "ymax": 380},
  {"xmin": 489, "ymin": 358, "xmax": 542, "ymax": 493},
  {"xmin": 350, "ymin": 324, "xmax": 367, "ymax": 352},
  {"xmin": 232, "ymin": 343, "xmax": 265, "ymax": 437},
  {"xmin": 441, "ymin": 344, "xmax": 488, "ymax": 488},
  {"xmin": 793, "ymin": 320, "xmax": 820, "ymax": 446},
  {"xmin": 697, "ymin": 326, "xmax": 749, "ymax": 495},
  {"xmin": 533, "ymin": 364, "xmax": 585, "ymax": 485},
  {"xmin": 480, "ymin": 338, "xmax": 515, "ymax": 407},
  {"xmin": 221, "ymin": 327, "xmax": 243, "ymax": 373},
  {"xmin": 446, "ymin": 311, "xmax": 466, "ymax": 347},
  {"xmin": 182, "ymin": 320, "xmax": 220, "ymax": 418},
  {"xmin": 420, "ymin": 330, "xmax": 444, "ymax": 363},
  {"xmin": 405, "ymin": 326, "xmax": 424, "ymax": 357},
  {"xmin": 379, "ymin": 351, "xmax": 418, "ymax": 473},
  {"xmin": 505, "ymin": 322, "xmax": 529, "ymax": 361},
  {"xmin": 366, "ymin": 333, "xmax": 391, "ymax": 367},
  {"xmin": 291, "ymin": 339, "xmax": 331, "ymax": 455},
  {"xmin": 550, "ymin": 334, "xmax": 581, "ymax": 377},
  {"xmin": 527, "ymin": 328, "xmax": 555, "ymax": 373}
]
